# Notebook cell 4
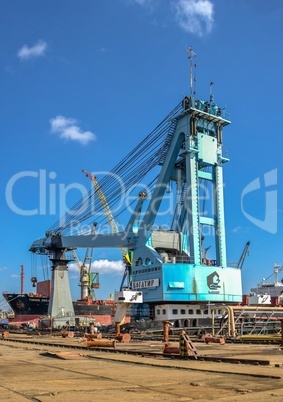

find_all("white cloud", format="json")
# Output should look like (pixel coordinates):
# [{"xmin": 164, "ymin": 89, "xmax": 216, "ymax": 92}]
[
  {"xmin": 4, "ymin": 65, "xmax": 15, "ymax": 74},
  {"xmin": 130, "ymin": 0, "xmax": 159, "ymax": 12},
  {"xmin": 91, "ymin": 259, "xmax": 125, "ymax": 274},
  {"xmin": 69, "ymin": 259, "xmax": 124, "ymax": 275},
  {"xmin": 131, "ymin": 0, "xmax": 154, "ymax": 5},
  {"xmin": 232, "ymin": 226, "xmax": 251, "ymax": 234},
  {"xmin": 232, "ymin": 226, "xmax": 242, "ymax": 233},
  {"xmin": 50, "ymin": 115, "xmax": 96, "ymax": 145},
  {"xmin": 17, "ymin": 40, "xmax": 48, "ymax": 61},
  {"xmin": 174, "ymin": 0, "xmax": 214, "ymax": 36}
]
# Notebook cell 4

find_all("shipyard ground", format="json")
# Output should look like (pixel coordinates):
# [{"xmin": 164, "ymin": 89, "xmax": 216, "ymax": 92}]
[{"xmin": 1, "ymin": 334, "xmax": 283, "ymax": 401}]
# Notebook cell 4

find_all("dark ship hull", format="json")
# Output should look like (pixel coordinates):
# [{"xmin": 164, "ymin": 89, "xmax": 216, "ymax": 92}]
[
  {"xmin": 3, "ymin": 292, "xmax": 49, "ymax": 316},
  {"xmin": 3, "ymin": 292, "xmax": 117, "ymax": 325}
]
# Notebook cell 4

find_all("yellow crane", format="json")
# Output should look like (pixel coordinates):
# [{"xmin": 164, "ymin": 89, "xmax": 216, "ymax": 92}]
[{"xmin": 82, "ymin": 169, "xmax": 131, "ymax": 265}]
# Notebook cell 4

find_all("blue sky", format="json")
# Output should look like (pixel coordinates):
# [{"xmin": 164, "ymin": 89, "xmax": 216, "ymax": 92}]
[{"xmin": 1, "ymin": 0, "xmax": 283, "ymax": 309}]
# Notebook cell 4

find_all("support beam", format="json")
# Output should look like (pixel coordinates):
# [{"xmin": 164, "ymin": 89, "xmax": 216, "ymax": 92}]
[{"xmin": 48, "ymin": 252, "xmax": 74, "ymax": 321}]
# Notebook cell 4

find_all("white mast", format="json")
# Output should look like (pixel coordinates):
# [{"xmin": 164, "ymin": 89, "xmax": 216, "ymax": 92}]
[{"xmin": 187, "ymin": 46, "xmax": 196, "ymax": 97}]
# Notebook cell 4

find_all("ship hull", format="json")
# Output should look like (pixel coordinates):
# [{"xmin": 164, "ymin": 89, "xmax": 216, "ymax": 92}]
[
  {"xmin": 73, "ymin": 300, "xmax": 117, "ymax": 325},
  {"xmin": 3, "ymin": 292, "xmax": 117, "ymax": 325},
  {"xmin": 3, "ymin": 293, "xmax": 49, "ymax": 316}
]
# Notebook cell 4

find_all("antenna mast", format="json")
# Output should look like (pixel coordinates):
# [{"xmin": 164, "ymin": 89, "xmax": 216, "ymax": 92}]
[
  {"xmin": 187, "ymin": 47, "xmax": 196, "ymax": 97},
  {"xmin": 210, "ymin": 81, "xmax": 214, "ymax": 102}
]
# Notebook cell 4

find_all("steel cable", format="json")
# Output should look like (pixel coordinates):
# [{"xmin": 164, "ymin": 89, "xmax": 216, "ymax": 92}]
[{"xmin": 47, "ymin": 101, "xmax": 183, "ymax": 234}]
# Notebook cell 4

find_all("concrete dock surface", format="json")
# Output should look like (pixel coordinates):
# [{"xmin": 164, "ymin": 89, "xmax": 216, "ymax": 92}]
[{"xmin": 1, "ymin": 333, "xmax": 283, "ymax": 401}]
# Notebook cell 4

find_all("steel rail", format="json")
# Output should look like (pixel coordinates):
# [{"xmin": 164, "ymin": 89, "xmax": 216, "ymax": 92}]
[{"xmin": 0, "ymin": 336, "xmax": 272, "ymax": 367}]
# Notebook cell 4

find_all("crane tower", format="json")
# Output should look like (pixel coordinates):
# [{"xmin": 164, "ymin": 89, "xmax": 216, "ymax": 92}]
[{"xmin": 29, "ymin": 51, "xmax": 243, "ymax": 324}]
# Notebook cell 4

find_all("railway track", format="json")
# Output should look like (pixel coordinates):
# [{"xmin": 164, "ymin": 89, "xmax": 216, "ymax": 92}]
[
  {"xmin": 0, "ymin": 334, "xmax": 274, "ymax": 368},
  {"xmin": 3, "ymin": 325, "xmax": 283, "ymax": 346}
]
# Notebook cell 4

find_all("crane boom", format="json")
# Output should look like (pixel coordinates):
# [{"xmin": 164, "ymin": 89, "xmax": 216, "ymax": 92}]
[
  {"xmin": 237, "ymin": 241, "xmax": 250, "ymax": 270},
  {"xmin": 82, "ymin": 169, "xmax": 130, "ymax": 265},
  {"xmin": 71, "ymin": 249, "xmax": 81, "ymax": 269}
]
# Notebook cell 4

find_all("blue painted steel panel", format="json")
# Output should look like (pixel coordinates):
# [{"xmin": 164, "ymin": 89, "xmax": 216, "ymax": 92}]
[{"xmin": 133, "ymin": 263, "xmax": 242, "ymax": 303}]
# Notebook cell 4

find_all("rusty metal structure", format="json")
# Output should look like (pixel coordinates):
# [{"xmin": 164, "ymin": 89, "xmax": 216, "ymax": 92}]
[{"xmin": 212, "ymin": 305, "xmax": 283, "ymax": 339}]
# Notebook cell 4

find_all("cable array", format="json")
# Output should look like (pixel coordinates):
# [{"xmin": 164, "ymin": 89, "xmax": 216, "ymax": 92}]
[{"xmin": 47, "ymin": 101, "xmax": 183, "ymax": 235}]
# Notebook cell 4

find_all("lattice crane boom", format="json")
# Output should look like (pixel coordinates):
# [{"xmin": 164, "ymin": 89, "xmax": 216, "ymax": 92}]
[
  {"xmin": 82, "ymin": 169, "xmax": 130, "ymax": 264},
  {"xmin": 71, "ymin": 249, "xmax": 81, "ymax": 270},
  {"xmin": 237, "ymin": 241, "xmax": 250, "ymax": 270}
]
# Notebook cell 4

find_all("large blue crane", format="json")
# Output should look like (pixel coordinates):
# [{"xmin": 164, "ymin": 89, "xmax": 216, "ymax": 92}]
[{"xmin": 30, "ymin": 51, "xmax": 243, "ymax": 325}]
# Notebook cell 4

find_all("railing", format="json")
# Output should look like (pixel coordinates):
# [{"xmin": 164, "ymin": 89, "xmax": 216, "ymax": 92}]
[{"xmin": 212, "ymin": 305, "xmax": 283, "ymax": 338}]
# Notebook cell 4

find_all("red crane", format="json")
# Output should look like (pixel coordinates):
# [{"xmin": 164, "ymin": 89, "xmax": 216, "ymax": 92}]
[{"xmin": 20, "ymin": 264, "xmax": 24, "ymax": 294}]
